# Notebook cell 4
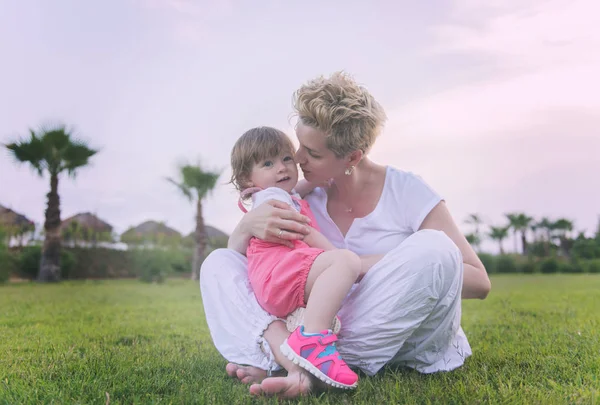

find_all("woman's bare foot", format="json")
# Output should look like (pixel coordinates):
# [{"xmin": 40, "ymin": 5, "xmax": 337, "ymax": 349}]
[
  {"xmin": 225, "ymin": 363, "xmax": 268, "ymax": 385},
  {"xmin": 249, "ymin": 371, "xmax": 315, "ymax": 398}
]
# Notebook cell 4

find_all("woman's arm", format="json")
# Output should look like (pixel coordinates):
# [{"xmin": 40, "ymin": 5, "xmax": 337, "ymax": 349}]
[
  {"xmin": 419, "ymin": 201, "xmax": 491, "ymax": 299},
  {"xmin": 227, "ymin": 199, "xmax": 312, "ymax": 254}
]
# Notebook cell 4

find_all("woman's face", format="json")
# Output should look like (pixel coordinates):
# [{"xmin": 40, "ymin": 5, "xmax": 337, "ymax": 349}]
[{"xmin": 295, "ymin": 122, "xmax": 346, "ymax": 183}]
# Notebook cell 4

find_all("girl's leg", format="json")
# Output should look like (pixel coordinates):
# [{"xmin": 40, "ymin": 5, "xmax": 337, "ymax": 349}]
[
  {"xmin": 278, "ymin": 249, "xmax": 362, "ymax": 389},
  {"xmin": 302, "ymin": 249, "xmax": 361, "ymax": 333},
  {"xmin": 249, "ymin": 321, "xmax": 314, "ymax": 397}
]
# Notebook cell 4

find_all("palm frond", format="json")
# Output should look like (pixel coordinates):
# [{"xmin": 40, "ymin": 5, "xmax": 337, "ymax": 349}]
[
  {"xmin": 180, "ymin": 163, "xmax": 221, "ymax": 199},
  {"xmin": 63, "ymin": 142, "xmax": 99, "ymax": 177},
  {"xmin": 5, "ymin": 123, "xmax": 97, "ymax": 178},
  {"xmin": 5, "ymin": 130, "xmax": 45, "ymax": 176},
  {"xmin": 166, "ymin": 177, "xmax": 194, "ymax": 201}
]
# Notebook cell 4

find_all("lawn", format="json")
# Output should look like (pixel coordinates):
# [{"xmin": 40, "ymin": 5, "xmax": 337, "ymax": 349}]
[{"xmin": 1, "ymin": 275, "xmax": 599, "ymax": 404}]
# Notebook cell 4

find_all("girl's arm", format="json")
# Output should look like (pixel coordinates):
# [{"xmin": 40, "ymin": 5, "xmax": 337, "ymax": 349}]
[{"xmin": 302, "ymin": 228, "xmax": 336, "ymax": 251}]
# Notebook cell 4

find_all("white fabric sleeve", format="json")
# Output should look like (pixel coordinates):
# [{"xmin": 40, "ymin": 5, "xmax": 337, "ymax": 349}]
[
  {"xmin": 251, "ymin": 187, "xmax": 296, "ymax": 211},
  {"xmin": 401, "ymin": 172, "xmax": 443, "ymax": 232}
]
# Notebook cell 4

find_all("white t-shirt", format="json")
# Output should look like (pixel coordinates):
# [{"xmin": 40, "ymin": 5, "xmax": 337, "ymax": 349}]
[
  {"xmin": 249, "ymin": 187, "xmax": 302, "ymax": 212},
  {"xmin": 304, "ymin": 166, "xmax": 442, "ymax": 256}
]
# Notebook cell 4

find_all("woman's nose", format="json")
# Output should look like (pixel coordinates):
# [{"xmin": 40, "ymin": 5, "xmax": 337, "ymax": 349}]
[{"xmin": 295, "ymin": 149, "xmax": 306, "ymax": 163}]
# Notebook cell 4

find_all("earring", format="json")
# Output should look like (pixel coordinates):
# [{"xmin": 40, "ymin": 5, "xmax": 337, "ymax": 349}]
[{"xmin": 344, "ymin": 166, "xmax": 354, "ymax": 176}]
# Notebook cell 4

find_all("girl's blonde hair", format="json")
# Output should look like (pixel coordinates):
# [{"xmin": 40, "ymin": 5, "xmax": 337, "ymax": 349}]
[
  {"xmin": 230, "ymin": 126, "xmax": 296, "ymax": 192},
  {"xmin": 293, "ymin": 71, "xmax": 387, "ymax": 158}
]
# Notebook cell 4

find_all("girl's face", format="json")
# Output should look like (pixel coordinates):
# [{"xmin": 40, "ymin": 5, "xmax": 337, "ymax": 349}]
[
  {"xmin": 247, "ymin": 150, "xmax": 298, "ymax": 193},
  {"xmin": 294, "ymin": 122, "xmax": 346, "ymax": 183}
]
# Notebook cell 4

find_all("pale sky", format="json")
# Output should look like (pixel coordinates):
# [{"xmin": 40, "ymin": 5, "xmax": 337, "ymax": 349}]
[{"xmin": 1, "ymin": 0, "xmax": 599, "ymax": 252}]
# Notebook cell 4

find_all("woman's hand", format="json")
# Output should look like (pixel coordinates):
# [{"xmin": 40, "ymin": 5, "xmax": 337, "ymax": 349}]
[{"xmin": 228, "ymin": 199, "xmax": 312, "ymax": 253}]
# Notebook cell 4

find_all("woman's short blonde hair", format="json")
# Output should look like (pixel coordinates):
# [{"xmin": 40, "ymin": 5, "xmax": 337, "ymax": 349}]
[
  {"xmin": 230, "ymin": 126, "xmax": 296, "ymax": 192},
  {"xmin": 293, "ymin": 71, "xmax": 387, "ymax": 158}
]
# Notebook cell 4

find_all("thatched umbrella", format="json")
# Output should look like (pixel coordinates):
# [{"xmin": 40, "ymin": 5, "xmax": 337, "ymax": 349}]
[
  {"xmin": 61, "ymin": 212, "xmax": 114, "ymax": 244},
  {"xmin": 0, "ymin": 204, "xmax": 36, "ymax": 245},
  {"xmin": 182, "ymin": 225, "xmax": 229, "ymax": 249},
  {"xmin": 120, "ymin": 220, "xmax": 182, "ymax": 246}
]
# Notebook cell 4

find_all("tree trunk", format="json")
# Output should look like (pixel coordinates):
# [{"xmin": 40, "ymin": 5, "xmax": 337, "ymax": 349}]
[
  {"xmin": 38, "ymin": 174, "xmax": 61, "ymax": 282},
  {"xmin": 191, "ymin": 198, "xmax": 208, "ymax": 281},
  {"xmin": 520, "ymin": 230, "xmax": 528, "ymax": 255},
  {"xmin": 498, "ymin": 240, "xmax": 504, "ymax": 255}
]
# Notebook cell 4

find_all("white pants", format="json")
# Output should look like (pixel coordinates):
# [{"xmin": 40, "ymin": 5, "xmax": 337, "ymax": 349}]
[{"xmin": 200, "ymin": 229, "xmax": 472, "ymax": 376}]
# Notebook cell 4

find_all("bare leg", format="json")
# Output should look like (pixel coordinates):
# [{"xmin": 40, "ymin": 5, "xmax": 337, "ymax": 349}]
[
  {"xmin": 303, "ymin": 249, "xmax": 361, "ymax": 333},
  {"xmin": 249, "ymin": 320, "xmax": 315, "ymax": 398}
]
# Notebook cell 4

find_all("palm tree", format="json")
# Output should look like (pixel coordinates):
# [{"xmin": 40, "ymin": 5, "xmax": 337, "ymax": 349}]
[
  {"xmin": 536, "ymin": 217, "xmax": 554, "ymax": 256},
  {"xmin": 465, "ymin": 233, "xmax": 481, "ymax": 252},
  {"xmin": 488, "ymin": 226, "xmax": 509, "ymax": 255},
  {"xmin": 553, "ymin": 218, "xmax": 574, "ymax": 256},
  {"xmin": 168, "ymin": 162, "xmax": 220, "ymax": 280},
  {"xmin": 505, "ymin": 213, "xmax": 533, "ymax": 255},
  {"xmin": 5, "ymin": 124, "xmax": 98, "ymax": 281},
  {"xmin": 465, "ymin": 213, "xmax": 484, "ymax": 251}
]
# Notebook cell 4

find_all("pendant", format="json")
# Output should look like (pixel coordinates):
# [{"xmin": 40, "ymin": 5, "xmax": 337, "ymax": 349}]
[{"xmin": 345, "ymin": 207, "xmax": 353, "ymax": 213}]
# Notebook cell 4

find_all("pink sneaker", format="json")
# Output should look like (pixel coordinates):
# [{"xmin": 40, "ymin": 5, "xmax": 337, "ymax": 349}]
[{"xmin": 280, "ymin": 326, "xmax": 358, "ymax": 389}]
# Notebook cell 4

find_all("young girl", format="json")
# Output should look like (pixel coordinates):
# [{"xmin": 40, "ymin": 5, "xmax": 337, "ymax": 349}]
[{"xmin": 230, "ymin": 126, "xmax": 361, "ymax": 389}]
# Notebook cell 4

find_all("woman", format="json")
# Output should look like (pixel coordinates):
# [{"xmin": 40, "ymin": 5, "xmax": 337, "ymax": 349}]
[{"xmin": 200, "ymin": 71, "xmax": 491, "ymax": 398}]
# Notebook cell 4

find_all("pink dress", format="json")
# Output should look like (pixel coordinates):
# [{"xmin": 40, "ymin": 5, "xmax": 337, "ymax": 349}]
[{"xmin": 243, "ymin": 190, "xmax": 325, "ymax": 318}]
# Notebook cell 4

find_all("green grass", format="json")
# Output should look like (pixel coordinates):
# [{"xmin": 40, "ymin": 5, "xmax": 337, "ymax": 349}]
[{"xmin": 1, "ymin": 276, "xmax": 599, "ymax": 404}]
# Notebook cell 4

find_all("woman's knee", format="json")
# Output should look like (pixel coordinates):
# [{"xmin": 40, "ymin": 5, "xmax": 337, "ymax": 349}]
[
  {"xmin": 405, "ymin": 230, "xmax": 461, "ymax": 264},
  {"xmin": 404, "ymin": 230, "xmax": 462, "ymax": 293}
]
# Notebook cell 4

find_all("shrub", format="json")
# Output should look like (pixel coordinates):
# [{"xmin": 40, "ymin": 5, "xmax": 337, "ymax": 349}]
[
  {"xmin": 478, "ymin": 253, "xmax": 496, "ymax": 274},
  {"xmin": 496, "ymin": 255, "xmax": 518, "ymax": 273},
  {"xmin": 17, "ymin": 246, "xmax": 78, "ymax": 280},
  {"xmin": 18, "ymin": 246, "xmax": 42, "ymax": 279},
  {"xmin": 571, "ymin": 238, "xmax": 600, "ymax": 260},
  {"xmin": 539, "ymin": 257, "xmax": 559, "ymax": 274},
  {"xmin": 0, "ymin": 246, "xmax": 16, "ymax": 283},
  {"xmin": 66, "ymin": 247, "xmax": 135, "ymax": 279},
  {"xmin": 60, "ymin": 250, "xmax": 76, "ymax": 279},
  {"xmin": 519, "ymin": 260, "xmax": 537, "ymax": 274},
  {"xmin": 131, "ymin": 248, "xmax": 174, "ymax": 283},
  {"xmin": 584, "ymin": 259, "xmax": 600, "ymax": 273}
]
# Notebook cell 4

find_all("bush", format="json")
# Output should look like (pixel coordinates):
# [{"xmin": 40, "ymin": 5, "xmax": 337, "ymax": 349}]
[
  {"xmin": 67, "ymin": 247, "xmax": 135, "ymax": 279},
  {"xmin": 539, "ymin": 257, "xmax": 559, "ymax": 274},
  {"xmin": 17, "ymin": 246, "xmax": 78, "ymax": 280},
  {"xmin": 478, "ymin": 253, "xmax": 496, "ymax": 274},
  {"xmin": 0, "ymin": 246, "xmax": 16, "ymax": 283},
  {"xmin": 131, "ymin": 248, "xmax": 173, "ymax": 283},
  {"xmin": 18, "ymin": 246, "xmax": 42, "ymax": 279},
  {"xmin": 584, "ymin": 259, "xmax": 600, "ymax": 273},
  {"xmin": 558, "ymin": 261, "xmax": 580, "ymax": 273},
  {"xmin": 60, "ymin": 250, "xmax": 76, "ymax": 279},
  {"xmin": 571, "ymin": 238, "xmax": 600, "ymax": 260},
  {"xmin": 496, "ymin": 255, "xmax": 518, "ymax": 273},
  {"xmin": 519, "ymin": 260, "xmax": 537, "ymax": 274}
]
